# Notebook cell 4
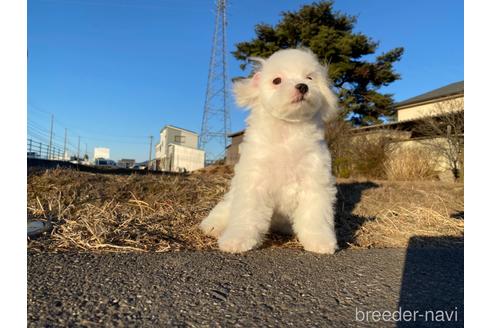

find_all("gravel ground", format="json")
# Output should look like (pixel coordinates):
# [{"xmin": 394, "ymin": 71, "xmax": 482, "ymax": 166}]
[{"xmin": 28, "ymin": 246, "xmax": 463, "ymax": 327}]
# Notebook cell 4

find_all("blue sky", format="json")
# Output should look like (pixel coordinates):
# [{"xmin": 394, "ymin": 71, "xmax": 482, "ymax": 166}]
[{"xmin": 27, "ymin": 0, "xmax": 464, "ymax": 162}]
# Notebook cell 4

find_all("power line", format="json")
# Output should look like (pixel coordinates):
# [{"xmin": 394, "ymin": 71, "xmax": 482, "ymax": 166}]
[
  {"xmin": 38, "ymin": 0, "xmax": 189, "ymax": 10},
  {"xmin": 27, "ymin": 124, "xmax": 67, "ymax": 149},
  {"xmin": 27, "ymin": 124, "xmax": 50, "ymax": 137},
  {"xmin": 77, "ymin": 135, "xmax": 149, "ymax": 144},
  {"xmin": 28, "ymin": 116, "xmax": 148, "ymax": 146},
  {"xmin": 27, "ymin": 121, "xmax": 50, "ymax": 132},
  {"xmin": 28, "ymin": 132, "xmax": 50, "ymax": 145},
  {"xmin": 27, "ymin": 116, "xmax": 53, "ymax": 132},
  {"xmin": 28, "ymin": 101, "xmax": 158, "ymax": 163},
  {"xmin": 28, "ymin": 101, "xmax": 149, "ymax": 140},
  {"xmin": 54, "ymin": 116, "xmax": 149, "ymax": 140},
  {"xmin": 27, "ymin": 124, "xmax": 76, "ymax": 151},
  {"xmin": 27, "ymin": 102, "xmax": 52, "ymax": 115}
]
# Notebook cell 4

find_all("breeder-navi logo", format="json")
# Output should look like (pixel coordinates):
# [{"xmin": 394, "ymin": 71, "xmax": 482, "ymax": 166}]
[{"xmin": 355, "ymin": 307, "xmax": 459, "ymax": 323}]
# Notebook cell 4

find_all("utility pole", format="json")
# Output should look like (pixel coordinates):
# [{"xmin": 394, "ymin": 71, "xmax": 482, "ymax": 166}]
[
  {"xmin": 148, "ymin": 135, "xmax": 153, "ymax": 171},
  {"xmin": 77, "ymin": 136, "xmax": 80, "ymax": 164},
  {"xmin": 85, "ymin": 143, "xmax": 88, "ymax": 161},
  {"xmin": 48, "ymin": 114, "xmax": 54, "ymax": 160},
  {"xmin": 63, "ymin": 128, "xmax": 67, "ymax": 160}
]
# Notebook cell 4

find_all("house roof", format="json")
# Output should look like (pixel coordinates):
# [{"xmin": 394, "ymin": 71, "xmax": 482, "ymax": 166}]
[
  {"xmin": 160, "ymin": 125, "xmax": 198, "ymax": 135},
  {"xmin": 350, "ymin": 119, "xmax": 417, "ymax": 133},
  {"xmin": 396, "ymin": 81, "xmax": 464, "ymax": 108},
  {"xmin": 228, "ymin": 130, "xmax": 245, "ymax": 138}
]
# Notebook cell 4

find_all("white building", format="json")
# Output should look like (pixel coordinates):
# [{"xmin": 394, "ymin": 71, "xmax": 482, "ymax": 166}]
[
  {"xmin": 155, "ymin": 125, "xmax": 204, "ymax": 172},
  {"xmin": 94, "ymin": 147, "xmax": 110, "ymax": 160}
]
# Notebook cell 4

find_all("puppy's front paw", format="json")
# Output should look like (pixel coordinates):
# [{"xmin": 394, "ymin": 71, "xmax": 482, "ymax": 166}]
[
  {"xmin": 301, "ymin": 235, "xmax": 338, "ymax": 255},
  {"xmin": 200, "ymin": 212, "xmax": 229, "ymax": 238},
  {"xmin": 199, "ymin": 217, "xmax": 223, "ymax": 238},
  {"xmin": 218, "ymin": 231, "xmax": 259, "ymax": 253}
]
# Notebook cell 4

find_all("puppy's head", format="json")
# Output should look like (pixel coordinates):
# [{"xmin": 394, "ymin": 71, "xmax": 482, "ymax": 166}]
[{"xmin": 234, "ymin": 48, "xmax": 338, "ymax": 122}]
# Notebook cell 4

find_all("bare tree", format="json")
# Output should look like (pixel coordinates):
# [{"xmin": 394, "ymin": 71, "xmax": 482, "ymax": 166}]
[
  {"xmin": 413, "ymin": 98, "xmax": 464, "ymax": 180},
  {"xmin": 324, "ymin": 116, "xmax": 353, "ymax": 159},
  {"xmin": 324, "ymin": 116, "xmax": 354, "ymax": 177}
]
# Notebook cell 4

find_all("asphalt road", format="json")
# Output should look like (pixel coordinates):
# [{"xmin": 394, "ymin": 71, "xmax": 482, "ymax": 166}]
[{"xmin": 28, "ymin": 247, "xmax": 463, "ymax": 327}]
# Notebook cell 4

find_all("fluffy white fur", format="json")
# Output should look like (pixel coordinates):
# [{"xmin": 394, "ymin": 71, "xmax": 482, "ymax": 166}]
[{"xmin": 200, "ymin": 48, "xmax": 339, "ymax": 254}]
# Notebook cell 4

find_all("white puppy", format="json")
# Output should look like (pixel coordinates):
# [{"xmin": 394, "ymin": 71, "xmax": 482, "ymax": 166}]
[{"xmin": 200, "ymin": 48, "xmax": 339, "ymax": 254}]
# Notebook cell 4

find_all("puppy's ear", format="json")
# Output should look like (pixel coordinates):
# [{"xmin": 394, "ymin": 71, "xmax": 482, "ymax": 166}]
[
  {"xmin": 233, "ymin": 72, "xmax": 261, "ymax": 108},
  {"xmin": 317, "ymin": 66, "xmax": 339, "ymax": 122}
]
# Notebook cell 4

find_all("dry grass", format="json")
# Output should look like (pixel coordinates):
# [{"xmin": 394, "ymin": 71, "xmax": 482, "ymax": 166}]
[
  {"xmin": 339, "ymin": 179, "xmax": 464, "ymax": 248},
  {"xmin": 27, "ymin": 166, "xmax": 463, "ymax": 252},
  {"xmin": 384, "ymin": 148, "xmax": 438, "ymax": 181}
]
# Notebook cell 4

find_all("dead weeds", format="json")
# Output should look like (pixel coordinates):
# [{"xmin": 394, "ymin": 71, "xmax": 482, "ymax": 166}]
[{"xmin": 27, "ymin": 167, "xmax": 463, "ymax": 252}]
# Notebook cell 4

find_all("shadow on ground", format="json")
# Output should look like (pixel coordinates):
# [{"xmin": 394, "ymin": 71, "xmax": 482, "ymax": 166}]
[
  {"xmin": 264, "ymin": 181, "xmax": 380, "ymax": 249},
  {"xmin": 335, "ymin": 181, "xmax": 379, "ymax": 249},
  {"xmin": 450, "ymin": 211, "xmax": 464, "ymax": 220},
  {"xmin": 397, "ymin": 236, "xmax": 464, "ymax": 327}
]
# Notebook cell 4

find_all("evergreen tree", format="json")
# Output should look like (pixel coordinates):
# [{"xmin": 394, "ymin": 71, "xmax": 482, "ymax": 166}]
[{"xmin": 233, "ymin": 1, "xmax": 404, "ymax": 125}]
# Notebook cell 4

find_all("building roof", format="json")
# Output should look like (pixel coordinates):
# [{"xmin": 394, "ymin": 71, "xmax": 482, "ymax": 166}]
[
  {"xmin": 396, "ymin": 81, "xmax": 464, "ymax": 108},
  {"xmin": 351, "ymin": 119, "xmax": 416, "ymax": 132},
  {"xmin": 160, "ymin": 125, "xmax": 198, "ymax": 135},
  {"xmin": 228, "ymin": 130, "xmax": 245, "ymax": 137}
]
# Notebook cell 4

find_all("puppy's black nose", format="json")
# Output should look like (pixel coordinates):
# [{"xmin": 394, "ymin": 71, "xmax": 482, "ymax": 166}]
[{"xmin": 296, "ymin": 83, "xmax": 309, "ymax": 94}]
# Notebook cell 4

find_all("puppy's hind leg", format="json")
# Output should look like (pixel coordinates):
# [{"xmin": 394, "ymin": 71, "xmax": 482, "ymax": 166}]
[{"xmin": 200, "ymin": 191, "xmax": 233, "ymax": 238}]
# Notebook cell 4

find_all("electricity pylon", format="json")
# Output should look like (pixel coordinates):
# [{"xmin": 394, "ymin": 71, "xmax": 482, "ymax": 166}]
[{"xmin": 199, "ymin": 0, "xmax": 231, "ymax": 164}]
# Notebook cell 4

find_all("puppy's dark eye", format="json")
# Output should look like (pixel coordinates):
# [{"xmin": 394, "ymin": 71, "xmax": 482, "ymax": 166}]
[
  {"xmin": 306, "ymin": 76, "xmax": 313, "ymax": 80},
  {"xmin": 272, "ymin": 77, "xmax": 282, "ymax": 85}
]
